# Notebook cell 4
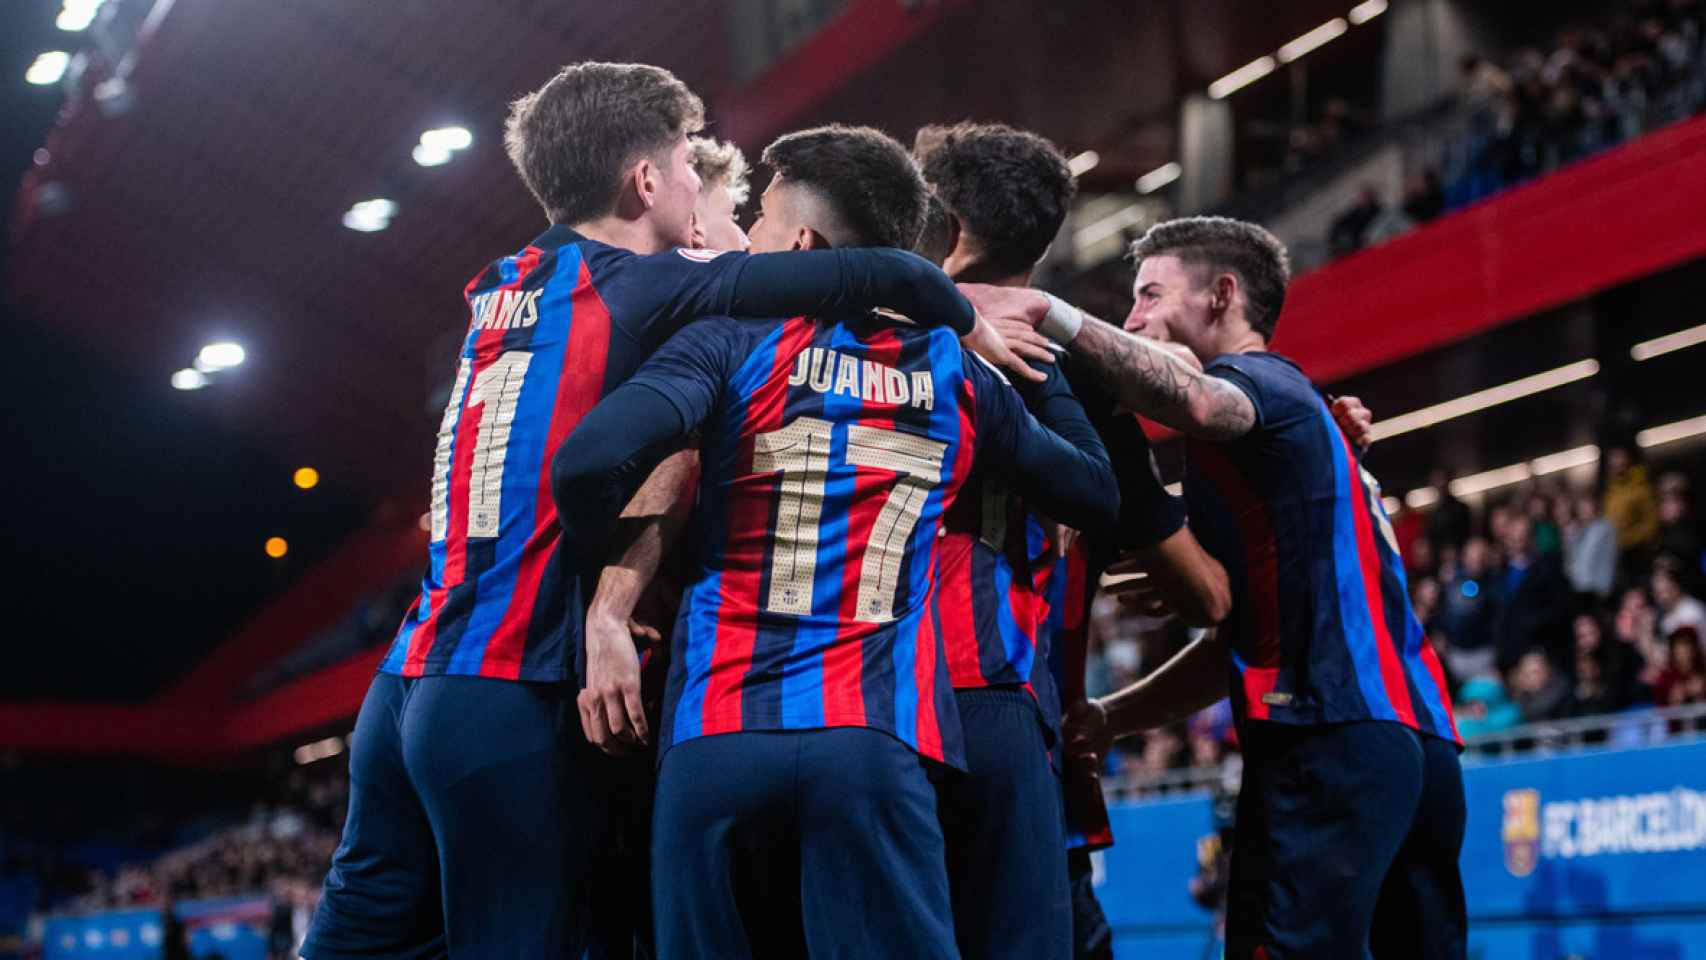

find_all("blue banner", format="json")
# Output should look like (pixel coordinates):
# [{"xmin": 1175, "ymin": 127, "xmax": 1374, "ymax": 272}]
[
  {"xmin": 42, "ymin": 896, "xmax": 270, "ymax": 960},
  {"xmin": 1096, "ymin": 738, "xmax": 1706, "ymax": 958}
]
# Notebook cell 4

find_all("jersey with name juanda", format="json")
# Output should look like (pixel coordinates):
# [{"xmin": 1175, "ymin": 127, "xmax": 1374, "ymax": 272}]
[
  {"xmin": 378, "ymin": 225, "xmax": 977, "ymax": 684},
  {"xmin": 594, "ymin": 311, "xmax": 1114, "ymax": 768}
]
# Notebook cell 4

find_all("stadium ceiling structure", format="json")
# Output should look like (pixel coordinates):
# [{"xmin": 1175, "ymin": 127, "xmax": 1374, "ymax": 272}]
[{"xmin": 7, "ymin": 0, "xmax": 1358, "ymax": 504}]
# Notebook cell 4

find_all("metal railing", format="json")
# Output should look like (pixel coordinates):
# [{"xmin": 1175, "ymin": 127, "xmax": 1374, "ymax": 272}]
[{"xmin": 1102, "ymin": 702, "xmax": 1706, "ymax": 806}]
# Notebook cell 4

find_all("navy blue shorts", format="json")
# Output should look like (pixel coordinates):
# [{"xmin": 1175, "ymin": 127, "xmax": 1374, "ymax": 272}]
[
  {"xmin": 938, "ymin": 687, "xmax": 1070, "ymax": 959},
  {"xmin": 651, "ymin": 728, "xmax": 957, "ymax": 960},
  {"xmin": 1225, "ymin": 720, "xmax": 1467, "ymax": 960},
  {"xmin": 302, "ymin": 673, "xmax": 611, "ymax": 960},
  {"xmin": 1066, "ymin": 849, "xmax": 1112, "ymax": 960}
]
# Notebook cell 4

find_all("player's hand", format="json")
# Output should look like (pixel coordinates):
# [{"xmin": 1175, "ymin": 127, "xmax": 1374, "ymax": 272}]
[
  {"xmin": 1099, "ymin": 554, "xmax": 1172, "ymax": 618},
  {"xmin": 962, "ymin": 312, "xmax": 1047, "ymax": 384},
  {"xmin": 1051, "ymin": 523, "xmax": 1078, "ymax": 560},
  {"xmin": 1331, "ymin": 395, "xmax": 1376, "ymax": 452},
  {"xmin": 1064, "ymin": 698, "xmax": 1111, "ymax": 767},
  {"xmin": 578, "ymin": 610, "xmax": 650, "ymax": 755},
  {"xmin": 956, "ymin": 282, "xmax": 1051, "ymax": 330}
]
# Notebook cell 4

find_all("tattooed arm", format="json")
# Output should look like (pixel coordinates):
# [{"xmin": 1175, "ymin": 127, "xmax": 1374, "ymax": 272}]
[
  {"xmin": 956, "ymin": 283, "xmax": 1256, "ymax": 441},
  {"xmin": 1065, "ymin": 319, "xmax": 1256, "ymax": 442}
]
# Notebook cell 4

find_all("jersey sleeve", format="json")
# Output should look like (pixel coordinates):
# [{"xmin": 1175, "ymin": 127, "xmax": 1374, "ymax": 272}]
[
  {"xmin": 1203, "ymin": 352, "xmax": 1314, "ymax": 434},
  {"xmin": 624, "ymin": 316, "xmax": 747, "ymax": 428},
  {"xmin": 965, "ymin": 354, "xmax": 1120, "ymax": 534},
  {"xmin": 611, "ymin": 246, "xmax": 976, "ymax": 348},
  {"xmin": 550, "ymin": 318, "xmax": 742, "ymax": 561}
]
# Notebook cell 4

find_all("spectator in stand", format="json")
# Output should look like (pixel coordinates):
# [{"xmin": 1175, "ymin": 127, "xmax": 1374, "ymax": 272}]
[
  {"xmin": 1526, "ymin": 490, "xmax": 1564, "ymax": 555},
  {"xmin": 1565, "ymin": 491, "xmax": 1619, "ymax": 598},
  {"xmin": 1439, "ymin": 535, "xmax": 1501, "ymax": 681},
  {"xmin": 1653, "ymin": 563, "xmax": 1706, "ymax": 637},
  {"xmin": 1328, "ymin": 185, "xmax": 1384, "ymax": 257},
  {"xmin": 1617, "ymin": 585, "xmax": 1665, "ymax": 690},
  {"xmin": 1411, "ymin": 576, "xmax": 1442, "ymax": 626},
  {"xmin": 1657, "ymin": 478, "xmax": 1702, "ymax": 576},
  {"xmin": 1455, "ymin": 676, "xmax": 1523, "ymax": 738},
  {"xmin": 1574, "ymin": 612, "xmax": 1638, "ymax": 705},
  {"xmin": 1400, "ymin": 170, "xmax": 1446, "ymax": 223},
  {"xmin": 1510, "ymin": 648, "xmax": 1571, "ymax": 722},
  {"xmin": 1654, "ymin": 626, "xmax": 1706, "ymax": 708},
  {"xmin": 1495, "ymin": 513, "xmax": 1577, "ymax": 670},
  {"xmin": 1427, "ymin": 468, "xmax": 1473, "ymax": 552},
  {"xmin": 1604, "ymin": 445, "xmax": 1660, "ymax": 554},
  {"xmin": 1568, "ymin": 645, "xmax": 1623, "ymax": 719}
]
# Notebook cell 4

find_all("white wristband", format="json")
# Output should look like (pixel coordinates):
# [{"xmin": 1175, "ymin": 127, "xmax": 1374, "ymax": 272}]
[{"xmin": 1040, "ymin": 292, "xmax": 1084, "ymax": 345}]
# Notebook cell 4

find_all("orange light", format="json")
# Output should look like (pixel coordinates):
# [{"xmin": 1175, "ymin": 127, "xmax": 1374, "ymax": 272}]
[
  {"xmin": 265, "ymin": 536, "xmax": 289, "ymax": 559},
  {"xmin": 293, "ymin": 467, "xmax": 320, "ymax": 490}
]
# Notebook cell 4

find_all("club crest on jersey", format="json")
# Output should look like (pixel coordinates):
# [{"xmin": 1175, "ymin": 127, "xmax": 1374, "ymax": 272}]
[
  {"xmin": 787, "ymin": 347, "xmax": 934, "ymax": 411},
  {"xmin": 677, "ymin": 247, "xmax": 731, "ymax": 263}
]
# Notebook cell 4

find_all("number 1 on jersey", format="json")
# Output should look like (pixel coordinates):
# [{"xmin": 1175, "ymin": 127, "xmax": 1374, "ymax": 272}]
[
  {"xmin": 429, "ymin": 350, "xmax": 533, "ymax": 542},
  {"xmin": 753, "ymin": 417, "xmax": 947, "ymax": 624}
]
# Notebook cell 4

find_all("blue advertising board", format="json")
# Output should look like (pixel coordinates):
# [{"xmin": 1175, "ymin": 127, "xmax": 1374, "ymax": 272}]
[
  {"xmin": 1096, "ymin": 738, "xmax": 1706, "ymax": 958},
  {"xmin": 42, "ymin": 896, "xmax": 269, "ymax": 960}
]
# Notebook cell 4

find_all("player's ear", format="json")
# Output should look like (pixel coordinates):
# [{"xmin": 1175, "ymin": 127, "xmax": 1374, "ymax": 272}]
[
  {"xmin": 1210, "ymin": 273, "xmax": 1237, "ymax": 318},
  {"xmin": 794, "ymin": 226, "xmax": 828, "ymax": 251},
  {"xmin": 632, "ymin": 157, "xmax": 659, "ymax": 213}
]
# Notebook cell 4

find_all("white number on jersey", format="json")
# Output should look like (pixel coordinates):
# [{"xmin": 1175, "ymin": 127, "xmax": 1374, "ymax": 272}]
[
  {"xmin": 428, "ymin": 350, "xmax": 534, "ymax": 542},
  {"xmin": 752, "ymin": 417, "xmax": 948, "ymax": 623}
]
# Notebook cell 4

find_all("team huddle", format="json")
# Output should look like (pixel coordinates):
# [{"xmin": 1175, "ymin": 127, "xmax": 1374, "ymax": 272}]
[{"xmin": 301, "ymin": 62, "xmax": 1467, "ymax": 960}]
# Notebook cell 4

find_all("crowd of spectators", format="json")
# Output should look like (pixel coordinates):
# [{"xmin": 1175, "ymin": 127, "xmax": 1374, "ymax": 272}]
[
  {"xmin": 31, "ymin": 759, "xmax": 345, "ymax": 957},
  {"xmin": 1090, "ymin": 449, "xmax": 1706, "ymax": 799},
  {"xmin": 1322, "ymin": 0, "xmax": 1706, "ymax": 261}
]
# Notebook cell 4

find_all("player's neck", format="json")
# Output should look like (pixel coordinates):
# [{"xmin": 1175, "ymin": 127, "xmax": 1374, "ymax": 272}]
[
  {"xmin": 944, "ymin": 254, "xmax": 1029, "ymax": 288},
  {"xmin": 568, "ymin": 215, "xmax": 672, "ymax": 256}
]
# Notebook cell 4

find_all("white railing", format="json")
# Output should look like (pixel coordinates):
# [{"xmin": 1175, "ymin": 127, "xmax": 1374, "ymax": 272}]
[{"xmin": 1102, "ymin": 702, "xmax": 1706, "ymax": 805}]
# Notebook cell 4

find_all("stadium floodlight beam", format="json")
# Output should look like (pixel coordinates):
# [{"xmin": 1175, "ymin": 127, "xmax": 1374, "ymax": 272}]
[
  {"xmin": 343, "ymin": 198, "xmax": 396, "ymax": 232},
  {"xmin": 1208, "ymin": 56, "xmax": 1276, "ymax": 99},
  {"xmin": 1278, "ymin": 18, "xmax": 1349, "ymax": 64},
  {"xmin": 26, "ymin": 51, "xmax": 72, "ymax": 86},
  {"xmin": 171, "ymin": 368, "xmax": 208, "ymax": 390},
  {"xmin": 57, "ymin": 0, "xmax": 105, "ymax": 32},
  {"xmin": 1068, "ymin": 151, "xmax": 1100, "ymax": 177},
  {"xmin": 413, "ymin": 142, "xmax": 452, "ymax": 167},
  {"xmin": 198, "ymin": 342, "xmax": 245, "ymax": 370},
  {"xmin": 1348, "ymin": 0, "xmax": 1389, "ymax": 26},
  {"xmin": 1367, "ymin": 359, "xmax": 1600, "ymax": 441},
  {"xmin": 1136, "ymin": 161, "xmax": 1182, "ymax": 194},
  {"xmin": 1638, "ymin": 414, "xmax": 1706, "ymax": 449},
  {"xmin": 1631, "ymin": 322, "xmax": 1706, "ymax": 361},
  {"xmin": 420, "ymin": 126, "xmax": 473, "ymax": 152}
]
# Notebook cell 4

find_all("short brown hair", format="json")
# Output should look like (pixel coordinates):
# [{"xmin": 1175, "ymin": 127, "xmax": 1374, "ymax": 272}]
[
  {"xmin": 504, "ymin": 62, "xmax": 705, "ymax": 225},
  {"xmin": 688, "ymin": 137, "xmax": 751, "ymax": 206},
  {"xmin": 1129, "ymin": 216, "xmax": 1292, "ymax": 340},
  {"xmin": 760, "ymin": 125, "xmax": 926, "ymax": 250},
  {"xmin": 914, "ymin": 122, "xmax": 1076, "ymax": 277}
]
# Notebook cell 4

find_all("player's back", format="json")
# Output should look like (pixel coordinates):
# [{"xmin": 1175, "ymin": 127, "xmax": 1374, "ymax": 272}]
[
  {"xmin": 1182, "ymin": 351, "xmax": 1458, "ymax": 742},
  {"xmin": 933, "ymin": 422, "xmax": 1059, "ymax": 705},
  {"xmin": 380, "ymin": 227, "xmax": 761, "ymax": 683},
  {"xmin": 660, "ymin": 312, "xmax": 978, "ymax": 766}
]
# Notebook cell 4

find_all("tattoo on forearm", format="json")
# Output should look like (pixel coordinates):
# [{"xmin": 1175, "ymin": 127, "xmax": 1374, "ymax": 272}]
[{"xmin": 1073, "ymin": 321, "xmax": 1254, "ymax": 440}]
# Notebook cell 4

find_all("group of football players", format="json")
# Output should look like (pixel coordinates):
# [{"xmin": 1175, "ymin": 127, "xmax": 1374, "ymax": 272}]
[{"xmin": 300, "ymin": 61, "xmax": 1468, "ymax": 960}]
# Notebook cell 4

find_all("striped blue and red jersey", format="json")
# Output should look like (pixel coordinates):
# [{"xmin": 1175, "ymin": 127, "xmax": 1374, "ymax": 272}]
[
  {"xmin": 552, "ymin": 311, "xmax": 1119, "ymax": 768},
  {"xmin": 934, "ymin": 362, "xmax": 1087, "ymax": 708},
  {"xmin": 1183, "ymin": 352, "xmax": 1460, "ymax": 743},
  {"xmin": 379, "ymin": 225, "xmax": 977, "ymax": 683}
]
